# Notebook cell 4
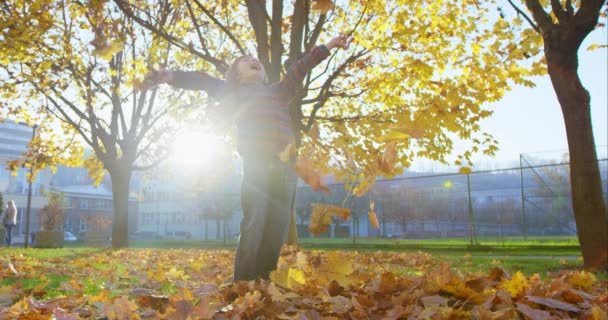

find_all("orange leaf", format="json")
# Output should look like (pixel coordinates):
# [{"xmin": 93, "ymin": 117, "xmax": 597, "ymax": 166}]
[
  {"xmin": 308, "ymin": 203, "xmax": 351, "ymax": 236},
  {"xmin": 379, "ymin": 142, "xmax": 397, "ymax": 174},
  {"xmin": 312, "ymin": 0, "xmax": 334, "ymax": 14},
  {"xmin": 296, "ymin": 155, "xmax": 330, "ymax": 194},
  {"xmin": 368, "ymin": 200, "xmax": 379, "ymax": 230}
]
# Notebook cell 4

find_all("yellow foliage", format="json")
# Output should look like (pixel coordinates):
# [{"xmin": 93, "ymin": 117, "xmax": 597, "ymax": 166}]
[
  {"xmin": 566, "ymin": 270, "xmax": 597, "ymax": 289},
  {"xmin": 501, "ymin": 271, "xmax": 529, "ymax": 297}
]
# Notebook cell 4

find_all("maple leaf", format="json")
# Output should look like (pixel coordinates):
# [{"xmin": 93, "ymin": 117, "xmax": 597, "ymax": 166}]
[
  {"xmin": 378, "ymin": 142, "xmax": 398, "ymax": 174},
  {"xmin": 312, "ymin": 0, "xmax": 334, "ymax": 14},
  {"xmin": 104, "ymin": 296, "xmax": 139, "ymax": 320},
  {"xmin": 308, "ymin": 203, "xmax": 351, "ymax": 236},
  {"xmin": 368, "ymin": 200, "xmax": 380, "ymax": 230},
  {"xmin": 501, "ymin": 271, "xmax": 529, "ymax": 297},
  {"xmin": 295, "ymin": 155, "xmax": 331, "ymax": 194},
  {"xmin": 566, "ymin": 270, "xmax": 597, "ymax": 289}
]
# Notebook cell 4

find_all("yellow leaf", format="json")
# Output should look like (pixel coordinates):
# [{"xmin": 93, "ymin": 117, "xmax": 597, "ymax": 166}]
[
  {"xmin": 459, "ymin": 167, "xmax": 472, "ymax": 175},
  {"xmin": 566, "ymin": 271, "xmax": 596, "ymax": 289},
  {"xmin": 308, "ymin": 203, "xmax": 350, "ymax": 236},
  {"xmin": 501, "ymin": 271, "xmax": 529, "ymax": 297},
  {"xmin": 278, "ymin": 143, "xmax": 296, "ymax": 162},
  {"xmin": 587, "ymin": 44, "xmax": 607, "ymax": 51},
  {"xmin": 270, "ymin": 267, "xmax": 306, "ymax": 289}
]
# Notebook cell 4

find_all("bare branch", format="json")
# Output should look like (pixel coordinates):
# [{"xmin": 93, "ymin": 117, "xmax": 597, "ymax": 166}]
[
  {"xmin": 191, "ymin": 0, "xmax": 246, "ymax": 55},
  {"xmin": 270, "ymin": 0, "xmax": 284, "ymax": 82},
  {"xmin": 245, "ymin": 0, "xmax": 270, "ymax": 68},
  {"xmin": 507, "ymin": 0, "xmax": 541, "ymax": 33},
  {"xmin": 305, "ymin": 49, "xmax": 369, "ymax": 130},
  {"xmin": 113, "ymin": 0, "xmax": 228, "ymax": 73}
]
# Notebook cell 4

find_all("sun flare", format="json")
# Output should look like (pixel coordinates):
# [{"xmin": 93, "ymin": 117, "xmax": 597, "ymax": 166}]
[{"xmin": 170, "ymin": 129, "xmax": 223, "ymax": 171}]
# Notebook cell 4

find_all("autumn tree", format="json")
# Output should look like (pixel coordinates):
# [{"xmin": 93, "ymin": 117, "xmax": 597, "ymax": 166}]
[
  {"xmin": 0, "ymin": 1, "xmax": 194, "ymax": 248},
  {"xmin": 113, "ymin": 0, "xmax": 545, "ymax": 242},
  {"xmin": 502, "ymin": 0, "xmax": 607, "ymax": 269}
]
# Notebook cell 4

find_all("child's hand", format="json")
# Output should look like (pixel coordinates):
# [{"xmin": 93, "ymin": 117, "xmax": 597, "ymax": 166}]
[
  {"xmin": 136, "ymin": 67, "xmax": 173, "ymax": 91},
  {"xmin": 326, "ymin": 34, "xmax": 351, "ymax": 50}
]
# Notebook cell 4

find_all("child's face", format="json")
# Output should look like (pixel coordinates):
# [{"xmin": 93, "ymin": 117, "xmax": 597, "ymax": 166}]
[{"xmin": 235, "ymin": 56, "xmax": 266, "ymax": 84}]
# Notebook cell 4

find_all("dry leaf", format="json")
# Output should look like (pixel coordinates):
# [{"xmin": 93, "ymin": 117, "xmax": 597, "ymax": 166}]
[
  {"xmin": 515, "ymin": 302, "xmax": 551, "ymax": 320},
  {"xmin": 525, "ymin": 295, "xmax": 580, "ymax": 313},
  {"xmin": 312, "ymin": 0, "xmax": 334, "ymax": 14},
  {"xmin": 368, "ymin": 200, "xmax": 379, "ymax": 230}
]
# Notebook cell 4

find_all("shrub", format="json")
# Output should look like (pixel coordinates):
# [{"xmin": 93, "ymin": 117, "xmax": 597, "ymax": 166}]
[{"xmin": 38, "ymin": 192, "xmax": 65, "ymax": 231}]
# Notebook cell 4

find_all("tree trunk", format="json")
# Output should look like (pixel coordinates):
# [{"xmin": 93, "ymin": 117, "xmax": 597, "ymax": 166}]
[
  {"xmin": 546, "ymin": 48, "xmax": 608, "ymax": 269},
  {"xmin": 109, "ymin": 166, "xmax": 132, "ymax": 249}
]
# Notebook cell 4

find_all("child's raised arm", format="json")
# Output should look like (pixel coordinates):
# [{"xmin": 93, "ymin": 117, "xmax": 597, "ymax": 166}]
[
  {"xmin": 142, "ymin": 68, "xmax": 227, "ymax": 98},
  {"xmin": 279, "ymin": 34, "xmax": 350, "ymax": 98}
]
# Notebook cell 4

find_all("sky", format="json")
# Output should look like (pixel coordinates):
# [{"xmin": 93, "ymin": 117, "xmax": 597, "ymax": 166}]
[{"xmin": 411, "ymin": 27, "xmax": 608, "ymax": 172}]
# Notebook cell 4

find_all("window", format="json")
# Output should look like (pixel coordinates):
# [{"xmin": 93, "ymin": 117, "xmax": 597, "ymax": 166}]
[
  {"xmin": 79, "ymin": 218, "xmax": 88, "ymax": 232},
  {"xmin": 96, "ymin": 200, "xmax": 105, "ymax": 209},
  {"xmin": 142, "ymin": 213, "xmax": 154, "ymax": 225},
  {"xmin": 64, "ymin": 197, "xmax": 72, "ymax": 208},
  {"xmin": 80, "ymin": 199, "xmax": 90, "ymax": 209},
  {"xmin": 64, "ymin": 216, "xmax": 71, "ymax": 231}
]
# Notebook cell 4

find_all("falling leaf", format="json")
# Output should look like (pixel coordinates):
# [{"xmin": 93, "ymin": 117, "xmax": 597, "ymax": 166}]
[
  {"xmin": 278, "ymin": 143, "xmax": 296, "ymax": 162},
  {"xmin": 312, "ymin": 0, "xmax": 334, "ymax": 14},
  {"xmin": 308, "ymin": 203, "xmax": 350, "ymax": 236},
  {"xmin": 368, "ymin": 200, "xmax": 379, "ymax": 230},
  {"xmin": 378, "ymin": 142, "xmax": 397, "ymax": 174},
  {"xmin": 295, "ymin": 155, "xmax": 331, "ymax": 194}
]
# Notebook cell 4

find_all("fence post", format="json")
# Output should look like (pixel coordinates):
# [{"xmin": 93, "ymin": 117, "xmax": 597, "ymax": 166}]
[
  {"xmin": 519, "ymin": 154, "xmax": 528, "ymax": 240},
  {"xmin": 467, "ymin": 174, "xmax": 475, "ymax": 246}
]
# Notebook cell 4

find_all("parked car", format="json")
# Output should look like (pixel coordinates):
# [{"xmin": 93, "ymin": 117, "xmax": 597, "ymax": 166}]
[
  {"xmin": 129, "ymin": 231, "xmax": 163, "ymax": 240},
  {"xmin": 165, "ymin": 231, "xmax": 192, "ymax": 240},
  {"xmin": 64, "ymin": 231, "xmax": 78, "ymax": 241}
]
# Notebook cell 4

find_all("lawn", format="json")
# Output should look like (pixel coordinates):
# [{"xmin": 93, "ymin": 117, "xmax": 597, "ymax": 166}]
[{"xmin": 0, "ymin": 246, "xmax": 605, "ymax": 319}]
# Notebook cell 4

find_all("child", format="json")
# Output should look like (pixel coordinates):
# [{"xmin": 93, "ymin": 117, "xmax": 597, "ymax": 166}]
[{"xmin": 147, "ymin": 35, "xmax": 350, "ymax": 281}]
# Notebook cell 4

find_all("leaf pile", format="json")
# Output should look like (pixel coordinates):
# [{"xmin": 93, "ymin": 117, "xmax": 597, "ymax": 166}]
[{"xmin": 0, "ymin": 248, "xmax": 606, "ymax": 319}]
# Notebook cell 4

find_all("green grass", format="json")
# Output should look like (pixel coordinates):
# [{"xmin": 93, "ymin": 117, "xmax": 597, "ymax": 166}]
[
  {"xmin": 126, "ymin": 236, "xmax": 581, "ymax": 256},
  {"xmin": 0, "ymin": 247, "xmax": 102, "ymax": 259}
]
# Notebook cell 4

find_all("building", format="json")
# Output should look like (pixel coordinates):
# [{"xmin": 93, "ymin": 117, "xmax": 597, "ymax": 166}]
[{"xmin": 0, "ymin": 120, "xmax": 51, "ymax": 239}]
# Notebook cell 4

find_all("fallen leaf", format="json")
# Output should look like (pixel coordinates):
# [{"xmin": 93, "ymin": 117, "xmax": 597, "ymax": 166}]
[
  {"xmin": 525, "ymin": 295, "xmax": 580, "ymax": 313},
  {"xmin": 516, "ymin": 302, "xmax": 551, "ymax": 320}
]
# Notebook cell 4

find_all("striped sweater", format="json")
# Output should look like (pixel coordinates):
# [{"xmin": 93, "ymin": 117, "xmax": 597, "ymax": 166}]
[{"xmin": 169, "ymin": 45, "xmax": 330, "ymax": 157}]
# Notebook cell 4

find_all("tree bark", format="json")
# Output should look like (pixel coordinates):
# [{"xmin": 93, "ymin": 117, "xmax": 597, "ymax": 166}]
[
  {"xmin": 545, "ymin": 45, "xmax": 608, "ymax": 269},
  {"xmin": 109, "ymin": 165, "xmax": 132, "ymax": 249}
]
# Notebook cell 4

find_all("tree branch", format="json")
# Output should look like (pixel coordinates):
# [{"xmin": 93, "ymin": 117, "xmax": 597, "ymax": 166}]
[
  {"xmin": 551, "ymin": 0, "xmax": 569, "ymax": 23},
  {"xmin": 191, "ymin": 0, "xmax": 246, "ymax": 55},
  {"xmin": 112, "ymin": 0, "xmax": 228, "ymax": 73},
  {"xmin": 305, "ymin": 50, "xmax": 368, "ymax": 130},
  {"xmin": 270, "ymin": 0, "xmax": 284, "ymax": 83},
  {"xmin": 507, "ymin": 0, "xmax": 541, "ymax": 33},
  {"xmin": 245, "ymin": 0, "xmax": 270, "ymax": 69},
  {"xmin": 524, "ymin": 0, "xmax": 555, "ymax": 32}
]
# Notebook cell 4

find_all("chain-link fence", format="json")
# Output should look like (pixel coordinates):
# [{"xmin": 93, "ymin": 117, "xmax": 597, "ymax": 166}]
[{"xmin": 295, "ymin": 151, "xmax": 607, "ymax": 245}]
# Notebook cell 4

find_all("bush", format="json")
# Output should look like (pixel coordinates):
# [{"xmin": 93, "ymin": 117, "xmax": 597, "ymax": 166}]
[{"xmin": 38, "ymin": 192, "xmax": 66, "ymax": 231}]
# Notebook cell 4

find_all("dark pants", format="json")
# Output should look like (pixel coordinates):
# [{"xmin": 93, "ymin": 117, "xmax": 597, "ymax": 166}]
[
  {"xmin": 4, "ymin": 224, "xmax": 14, "ymax": 246},
  {"xmin": 233, "ymin": 155, "xmax": 296, "ymax": 281}
]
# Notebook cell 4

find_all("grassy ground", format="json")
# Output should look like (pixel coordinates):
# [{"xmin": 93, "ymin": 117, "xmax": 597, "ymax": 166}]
[{"xmin": 122, "ymin": 236, "xmax": 581, "ymax": 256}]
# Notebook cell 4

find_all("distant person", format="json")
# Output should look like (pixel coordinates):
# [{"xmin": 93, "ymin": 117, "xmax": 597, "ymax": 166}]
[
  {"xmin": 143, "ymin": 35, "xmax": 350, "ymax": 281},
  {"xmin": 2, "ymin": 200, "xmax": 18, "ymax": 246}
]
